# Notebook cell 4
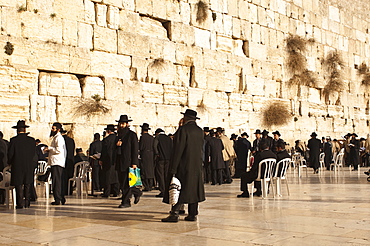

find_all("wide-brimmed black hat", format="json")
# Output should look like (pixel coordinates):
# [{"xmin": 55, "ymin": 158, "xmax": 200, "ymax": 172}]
[
  {"xmin": 76, "ymin": 148, "xmax": 83, "ymax": 153},
  {"xmin": 104, "ymin": 124, "xmax": 116, "ymax": 131},
  {"xmin": 203, "ymin": 127, "xmax": 210, "ymax": 132},
  {"xmin": 230, "ymin": 133, "xmax": 238, "ymax": 139},
  {"xmin": 262, "ymin": 129, "xmax": 269, "ymax": 135},
  {"xmin": 140, "ymin": 123, "xmax": 151, "ymax": 130},
  {"xmin": 116, "ymin": 115, "xmax": 132, "ymax": 122},
  {"xmin": 60, "ymin": 128, "xmax": 67, "ymax": 134},
  {"xmin": 351, "ymin": 133, "xmax": 358, "ymax": 137},
  {"xmin": 181, "ymin": 109, "xmax": 199, "ymax": 119},
  {"xmin": 254, "ymin": 129, "xmax": 262, "ymax": 134},
  {"xmin": 310, "ymin": 132, "xmax": 317, "ymax": 137},
  {"xmin": 155, "ymin": 128, "xmax": 164, "ymax": 134},
  {"xmin": 272, "ymin": 131, "xmax": 281, "ymax": 136},
  {"xmin": 12, "ymin": 120, "xmax": 30, "ymax": 129},
  {"xmin": 241, "ymin": 132, "xmax": 249, "ymax": 137},
  {"xmin": 216, "ymin": 127, "xmax": 224, "ymax": 133}
]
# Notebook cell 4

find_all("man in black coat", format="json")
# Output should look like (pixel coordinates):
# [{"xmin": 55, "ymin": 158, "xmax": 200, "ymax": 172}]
[
  {"xmin": 61, "ymin": 129, "xmax": 75, "ymax": 196},
  {"xmin": 307, "ymin": 132, "xmax": 322, "ymax": 173},
  {"xmin": 349, "ymin": 133, "xmax": 360, "ymax": 170},
  {"xmin": 234, "ymin": 132, "xmax": 251, "ymax": 178},
  {"xmin": 0, "ymin": 133, "xmax": 7, "ymax": 204},
  {"xmin": 237, "ymin": 139, "xmax": 276, "ymax": 198},
  {"xmin": 139, "ymin": 123, "xmax": 155, "ymax": 192},
  {"xmin": 275, "ymin": 141, "xmax": 291, "ymax": 177},
  {"xmin": 323, "ymin": 137, "xmax": 333, "ymax": 170},
  {"xmin": 202, "ymin": 127, "xmax": 212, "ymax": 183},
  {"xmin": 89, "ymin": 133, "xmax": 102, "ymax": 191},
  {"xmin": 162, "ymin": 109, "xmax": 205, "ymax": 222},
  {"xmin": 115, "ymin": 115, "xmax": 139, "ymax": 208},
  {"xmin": 252, "ymin": 129, "xmax": 262, "ymax": 155},
  {"xmin": 206, "ymin": 130, "xmax": 224, "ymax": 185},
  {"xmin": 153, "ymin": 128, "xmax": 173, "ymax": 197},
  {"xmin": 100, "ymin": 125, "xmax": 119, "ymax": 197},
  {"xmin": 272, "ymin": 131, "xmax": 285, "ymax": 154},
  {"xmin": 8, "ymin": 120, "xmax": 37, "ymax": 209}
]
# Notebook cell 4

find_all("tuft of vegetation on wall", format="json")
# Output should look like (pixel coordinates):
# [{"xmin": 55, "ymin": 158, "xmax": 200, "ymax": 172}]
[
  {"xmin": 196, "ymin": 1, "xmax": 208, "ymax": 24},
  {"xmin": 74, "ymin": 94, "xmax": 110, "ymax": 119},
  {"xmin": 262, "ymin": 101, "xmax": 291, "ymax": 127},
  {"xmin": 323, "ymin": 51, "xmax": 345, "ymax": 103}
]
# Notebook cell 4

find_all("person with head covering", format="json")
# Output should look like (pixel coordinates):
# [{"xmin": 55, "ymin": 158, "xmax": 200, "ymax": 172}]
[
  {"xmin": 234, "ymin": 132, "xmax": 252, "ymax": 178},
  {"xmin": 206, "ymin": 130, "xmax": 224, "ymax": 185},
  {"xmin": 60, "ymin": 128, "xmax": 76, "ymax": 197},
  {"xmin": 43, "ymin": 122, "xmax": 67, "ymax": 205},
  {"xmin": 323, "ymin": 137, "xmax": 333, "ymax": 170},
  {"xmin": 252, "ymin": 129, "xmax": 262, "ymax": 154},
  {"xmin": 307, "ymin": 132, "xmax": 322, "ymax": 173},
  {"xmin": 7, "ymin": 120, "xmax": 37, "ymax": 209},
  {"xmin": 364, "ymin": 134, "xmax": 370, "ymax": 167},
  {"xmin": 216, "ymin": 127, "xmax": 236, "ymax": 184},
  {"xmin": 272, "ymin": 131, "xmax": 285, "ymax": 154},
  {"xmin": 262, "ymin": 130, "xmax": 273, "ymax": 150},
  {"xmin": 162, "ymin": 109, "xmax": 205, "ymax": 222},
  {"xmin": 139, "ymin": 123, "xmax": 155, "ymax": 193},
  {"xmin": 115, "ymin": 115, "xmax": 139, "ymax": 208},
  {"xmin": 89, "ymin": 133, "xmax": 102, "ymax": 191},
  {"xmin": 348, "ymin": 133, "xmax": 360, "ymax": 170},
  {"xmin": 0, "ymin": 130, "xmax": 7, "ymax": 205},
  {"xmin": 203, "ymin": 127, "xmax": 212, "ymax": 184},
  {"xmin": 100, "ymin": 124, "xmax": 120, "ymax": 198}
]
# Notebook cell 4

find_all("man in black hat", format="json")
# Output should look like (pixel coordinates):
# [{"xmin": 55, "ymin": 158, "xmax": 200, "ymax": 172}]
[
  {"xmin": 89, "ymin": 133, "xmax": 102, "ymax": 191},
  {"xmin": 348, "ymin": 133, "xmax": 360, "ymax": 170},
  {"xmin": 307, "ymin": 132, "xmax": 322, "ymax": 173},
  {"xmin": 203, "ymin": 127, "xmax": 212, "ymax": 183},
  {"xmin": 234, "ymin": 132, "xmax": 252, "ymax": 178},
  {"xmin": 0, "ymin": 131, "xmax": 8, "ymax": 205},
  {"xmin": 153, "ymin": 128, "xmax": 173, "ymax": 197},
  {"xmin": 115, "ymin": 115, "xmax": 139, "ymax": 208},
  {"xmin": 139, "ymin": 123, "xmax": 155, "ymax": 192},
  {"xmin": 323, "ymin": 137, "xmax": 333, "ymax": 170},
  {"xmin": 206, "ymin": 130, "xmax": 224, "ymax": 185},
  {"xmin": 74, "ymin": 148, "xmax": 88, "ymax": 163},
  {"xmin": 162, "ymin": 109, "xmax": 205, "ymax": 222},
  {"xmin": 252, "ymin": 129, "xmax": 262, "ymax": 154},
  {"xmin": 262, "ymin": 130, "xmax": 273, "ymax": 150},
  {"xmin": 272, "ymin": 131, "xmax": 285, "ymax": 154},
  {"xmin": 100, "ymin": 125, "xmax": 120, "ymax": 197},
  {"xmin": 7, "ymin": 120, "xmax": 37, "ymax": 209},
  {"xmin": 61, "ymin": 128, "xmax": 75, "ymax": 196},
  {"xmin": 216, "ymin": 127, "xmax": 235, "ymax": 184}
]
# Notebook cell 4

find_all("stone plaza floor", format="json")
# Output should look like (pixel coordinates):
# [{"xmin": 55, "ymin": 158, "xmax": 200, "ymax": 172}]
[{"xmin": 0, "ymin": 168, "xmax": 369, "ymax": 246}]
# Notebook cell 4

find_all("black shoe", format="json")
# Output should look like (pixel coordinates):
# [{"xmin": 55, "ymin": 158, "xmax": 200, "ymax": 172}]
[
  {"xmin": 100, "ymin": 194, "xmax": 109, "ymax": 198},
  {"xmin": 16, "ymin": 205, "xmax": 24, "ymax": 209},
  {"xmin": 134, "ymin": 195, "xmax": 141, "ymax": 204},
  {"xmin": 155, "ymin": 193, "xmax": 163, "ymax": 198},
  {"xmin": 224, "ymin": 180, "xmax": 233, "ymax": 184},
  {"xmin": 51, "ymin": 201, "xmax": 60, "ymax": 205},
  {"xmin": 179, "ymin": 210, "xmax": 186, "ymax": 215},
  {"xmin": 237, "ymin": 192, "xmax": 250, "ymax": 198},
  {"xmin": 211, "ymin": 183, "xmax": 216, "ymax": 185},
  {"xmin": 118, "ymin": 203, "xmax": 131, "ymax": 208},
  {"xmin": 161, "ymin": 214, "xmax": 179, "ymax": 222},
  {"xmin": 253, "ymin": 191, "xmax": 262, "ymax": 197},
  {"xmin": 364, "ymin": 171, "xmax": 369, "ymax": 175},
  {"xmin": 61, "ymin": 198, "xmax": 66, "ymax": 205},
  {"xmin": 184, "ymin": 215, "xmax": 197, "ymax": 221}
]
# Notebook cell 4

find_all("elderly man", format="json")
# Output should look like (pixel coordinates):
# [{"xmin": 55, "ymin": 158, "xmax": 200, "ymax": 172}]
[
  {"xmin": 8, "ymin": 120, "xmax": 37, "ymax": 209},
  {"xmin": 162, "ymin": 109, "xmax": 205, "ymax": 222},
  {"xmin": 44, "ymin": 122, "xmax": 67, "ymax": 205}
]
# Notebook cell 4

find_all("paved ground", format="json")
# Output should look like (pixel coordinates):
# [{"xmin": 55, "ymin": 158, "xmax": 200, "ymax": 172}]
[{"xmin": 0, "ymin": 168, "xmax": 369, "ymax": 245}]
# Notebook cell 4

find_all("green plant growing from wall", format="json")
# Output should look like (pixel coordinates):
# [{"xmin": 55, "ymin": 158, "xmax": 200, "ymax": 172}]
[
  {"xmin": 322, "ymin": 50, "xmax": 345, "ymax": 104},
  {"xmin": 196, "ymin": 1, "xmax": 208, "ymax": 24},
  {"xmin": 74, "ymin": 94, "xmax": 110, "ymax": 119},
  {"xmin": 262, "ymin": 101, "xmax": 291, "ymax": 128}
]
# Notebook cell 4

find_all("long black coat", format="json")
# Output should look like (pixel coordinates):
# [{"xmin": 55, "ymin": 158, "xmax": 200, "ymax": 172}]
[
  {"xmin": 139, "ymin": 133, "xmax": 155, "ymax": 179},
  {"xmin": 250, "ymin": 149, "xmax": 277, "ymax": 180},
  {"xmin": 323, "ymin": 142, "xmax": 333, "ymax": 166},
  {"xmin": 0, "ymin": 138, "xmax": 7, "ymax": 171},
  {"xmin": 89, "ymin": 140, "xmax": 102, "ymax": 166},
  {"xmin": 8, "ymin": 133, "xmax": 37, "ymax": 186},
  {"xmin": 308, "ymin": 138, "xmax": 321, "ymax": 169},
  {"xmin": 163, "ymin": 121, "xmax": 205, "ymax": 204},
  {"xmin": 115, "ymin": 129, "xmax": 139, "ymax": 172},
  {"xmin": 154, "ymin": 134, "xmax": 173, "ymax": 161},
  {"xmin": 63, "ymin": 135, "xmax": 75, "ymax": 178},
  {"xmin": 235, "ymin": 138, "xmax": 251, "ymax": 171},
  {"xmin": 207, "ymin": 137, "xmax": 224, "ymax": 170},
  {"xmin": 349, "ymin": 139, "xmax": 360, "ymax": 165},
  {"xmin": 101, "ymin": 134, "xmax": 119, "ymax": 184}
]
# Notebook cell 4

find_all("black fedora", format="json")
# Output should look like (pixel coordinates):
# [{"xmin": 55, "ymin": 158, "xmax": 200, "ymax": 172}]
[
  {"xmin": 104, "ymin": 124, "xmax": 116, "ymax": 132},
  {"xmin": 351, "ymin": 133, "xmax": 358, "ymax": 137},
  {"xmin": 116, "ymin": 115, "xmax": 132, "ymax": 122},
  {"xmin": 272, "ymin": 131, "xmax": 281, "ymax": 136},
  {"xmin": 216, "ymin": 127, "xmax": 224, "ymax": 133},
  {"xmin": 181, "ymin": 109, "xmax": 200, "ymax": 119},
  {"xmin": 203, "ymin": 127, "xmax": 210, "ymax": 132},
  {"xmin": 254, "ymin": 129, "xmax": 262, "ymax": 134},
  {"xmin": 310, "ymin": 132, "xmax": 317, "ymax": 137},
  {"xmin": 140, "ymin": 123, "xmax": 151, "ymax": 130},
  {"xmin": 60, "ymin": 128, "xmax": 67, "ymax": 134},
  {"xmin": 241, "ymin": 132, "xmax": 249, "ymax": 137},
  {"xmin": 155, "ymin": 128, "xmax": 164, "ymax": 134},
  {"xmin": 262, "ymin": 129, "xmax": 269, "ymax": 135},
  {"xmin": 12, "ymin": 120, "xmax": 29, "ymax": 129}
]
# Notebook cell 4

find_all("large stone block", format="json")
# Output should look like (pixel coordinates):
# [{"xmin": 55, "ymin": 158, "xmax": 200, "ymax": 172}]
[
  {"xmin": 0, "ymin": 94, "xmax": 30, "ymax": 121},
  {"xmin": 119, "ymin": 9, "xmax": 140, "ymax": 32},
  {"xmin": 83, "ymin": 0, "xmax": 95, "ymax": 24},
  {"xmin": 142, "ymin": 82, "xmax": 164, "ymax": 104},
  {"xmin": 139, "ymin": 16, "xmax": 168, "ymax": 39},
  {"xmin": 308, "ymin": 88, "xmax": 321, "ymax": 104},
  {"xmin": 30, "ymin": 95, "xmax": 57, "ymax": 123},
  {"xmin": 155, "ymin": 104, "xmax": 183, "ymax": 127},
  {"xmin": 147, "ymin": 58, "xmax": 176, "ymax": 85},
  {"xmin": 122, "ymin": 0, "xmax": 135, "ymax": 11},
  {"xmin": 118, "ymin": 31, "xmax": 150, "ymax": 57},
  {"xmin": 194, "ymin": 28, "xmax": 211, "ymax": 49},
  {"xmin": 105, "ymin": 77, "xmax": 143, "ymax": 105},
  {"xmin": 93, "ymin": 26, "xmax": 117, "ymax": 53},
  {"xmin": 91, "ymin": 51, "xmax": 131, "ymax": 79},
  {"xmin": 107, "ymin": 5, "xmax": 120, "ymax": 29},
  {"xmin": 102, "ymin": 0, "xmax": 122, "ymax": 8},
  {"xmin": 245, "ymin": 76, "xmax": 265, "ymax": 96},
  {"xmin": 163, "ymin": 85, "xmax": 188, "ymax": 106},
  {"xmin": 78, "ymin": 22, "xmax": 93, "ymax": 49},
  {"xmin": 39, "ymin": 72, "xmax": 82, "ymax": 97},
  {"xmin": 53, "ymin": 0, "xmax": 84, "ymax": 21},
  {"xmin": 174, "ymin": 65, "xmax": 191, "ymax": 87},
  {"xmin": 62, "ymin": 19, "xmax": 78, "ymax": 46},
  {"xmin": 95, "ymin": 4, "xmax": 107, "ymax": 27},
  {"xmin": 240, "ymin": 94, "xmax": 253, "ymax": 112},
  {"xmin": 179, "ymin": 1, "xmax": 191, "ymax": 24},
  {"xmin": 69, "ymin": 46, "xmax": 92, "ymax": 75},
  {"xmin": 135, "ymin": 0, "xmax": 152, "ymax": 15},
  {"xmin": 216, "ymin": 35, "xmax": 233, "ymax": 53},
  {"xmin": 0, "ymin": 65, "xmax": 38, "ymax": 96},
  {"xmin": 188, "ymin": 87, "xmax": 204, "ymax": 108},
  {"xmin": 170, "ymin": 22, "xmax": 195, "ymax": 45},
  {"xmin": 152, "ymin": 0, "xmax": 166, "ymax": 19},
  {"xmin": 81, "ymin": 76, "xmax": 104, "ymax": 98}
]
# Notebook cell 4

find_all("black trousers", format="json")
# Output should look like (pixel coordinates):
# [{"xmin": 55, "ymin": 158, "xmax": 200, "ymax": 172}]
[
  {"xmin": 240, "ymin": 171, "xmax": 261, "ymax": 193},
  {"xmin": 103, "ymin": 182, "xmax": 120, "ymax": 196},
  {"xmin": 15, "ymin": 183, "xmax": 30, "ymax": 207},
  {"xmin": 223, "ymin": 160, "xmax": 232, "ymax": 182},
  {"xmin": 211, "ymin": 168, "xmax": 223, "ymax": 185},
  {"xmin": 51, "ymin": 165, "xmax": 64, "ymax": 203},
  {"xmin": 142, "ymin": 178, "xmax": 154, "ymax": 191},
  {"xmin": 155, "ymin": 160, "xmax": 169, "ymax": 195},
  {"xmin": 203, "ymin": 161, "xmax": 211, "ymax": 183},
  {"xmin": 92, "ymin": 163, "xmax": 100, "ymax": 190},
  {"xmin": 171, "ymin": 202, "xmax": 198, "ymax": 216},
  {"xmin": 118, "ymin": 169, "xmax": 131, "ymax": 205}
]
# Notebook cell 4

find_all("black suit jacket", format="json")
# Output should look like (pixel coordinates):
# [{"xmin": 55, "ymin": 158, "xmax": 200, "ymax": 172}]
[
  {"xmin": 115, "ymin": 130, "xmax": 139, "ymax": 172},
  {"xmin": 63, "ymin": 135, "xmax": 76, "ymax": 177},
  {"xmin": 250, "ymin": 149, "xmax": 277, "ymax": 180}
]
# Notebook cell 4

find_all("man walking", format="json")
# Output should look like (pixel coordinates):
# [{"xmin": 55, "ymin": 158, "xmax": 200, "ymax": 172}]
[
  {"xmin": 307, "ymin": 132, "xmax": 322, "ymax": 174},
  {"xmin": 162, "ymin": 109, "xmax": 205, "ymax": 222},
  {"xmin": 8, "ymin": 120, "xmax": 37, "ymax": 209},
  {"xmin": 139, "ymin": 123, "xmax": 155, "ymax": 192}
]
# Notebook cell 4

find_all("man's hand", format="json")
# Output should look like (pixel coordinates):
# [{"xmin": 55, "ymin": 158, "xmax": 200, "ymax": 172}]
[
  {"xmin": 99, "ymin": 161, "xmax": 103, "ymax": 166},
  {"xmin": 116, "ymin": 140, "xmax": 122, "ymax": 146},
  {"xmin": 43, "ymin": 147, "xmax": 49, "ymax": 152},
  {"xmin": 131, "ymin": 164, "xmax": 137, "ymax": 169}
]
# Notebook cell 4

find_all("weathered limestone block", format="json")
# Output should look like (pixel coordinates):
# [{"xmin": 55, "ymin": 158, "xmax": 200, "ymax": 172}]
[
  {"xmin": 91, "ymin": 51, "xmax": 131, "ymax": 79},
  {"xmin": 328, "ymin": 5, "xmax": 340, "ymax": 22},
  {"xmin": 84, "ymin": 0, "xmax": 95, "ymax": 24},
  {"xmin": 245, "ymin": 76, "xmax": 265, "ymax": 96},
  {"xmin": 135, "ymin": 0, "xmax": 152, "ymax": 15},
  {"xmin": 188, "ymin": 87, "xmax": 204, "ymax": 108},
  {"xmin": 213, "ymin": 91, "xmax": 229, "ymax": 110},
  {"xmin": 240, "ymin": 20, "xmax": 251, "ymax": 40},
  {"xmin": 190, "ymin": 1, "xmax": 212, "ymax": 30},
  {"xmin": 206, "ymin": 69, "xmax": 225, "ymax": 91},
  {"xmin": 276, "ymin": 0, "xmax": 287, "ymax": 15},
  {"xmin": 152, "ymin": 0, "xmax": 167, "ymax": 19},
  {"xmin": 308, "ymin": 88, "xmax": 321, "ymax": 104},
  {"xmin": 131, "ymin": 57, "xmax": 149, "ymax": 82},
  {"xmin": 216, "ymin": 35, "xmax": 233, "ymax": 53},
  {"xmin": 232, "ymin": 17, "xmax": 241, "ymax": 39},
  {"xmin": 39, "ymin": 72, "xmax": 82, "ymax": 97},
  {"xmin": 209, "ymin": 0, "xmax": 226, "ymax": 13},
  {"xmin": 163, "ymin": 85, "xmax": 188, "ymax": 106},
  {"xmin": 249, "ymin": 42, "xmax": 267, "ymax": 61},
  {"xmin": 194, "ymin": 28, "xmax": 211, "ymax": 49},
  {"xmin": 128, "ymin": 102, "xmax": 157, "ymax": 127},
  {"xmin": 118, "ymin": 31, "xmax": 150, "ymax": 58},
  {"xmin": 264, "ymin": 80, "xmax": 277, "ymax": 98},
  {"xmin": 202, "ymin": 90, "xmax": 217, "ymax": 109},
  {"xmin": 81, "ymin": 77, "xmax": 104, "ymax": 98},
  {"xmin": 105, "ymin": 78, "xmax": 143, "ymax": 105},
  {"xmin": 308, "ymin": 103, "xmax": 326, "ymax": 117},
  {"xmin": 62, "ymin": 19, "xmax": 78, "ymax": 46},
  {"xmin": 107, "ymin": 5, "xmax": 120, "ymax": 29},
  {"xmin": 78, "ymin": 22, "xmax": 93, "ymax": 49},
  {"xmin": 93, "ymin": 26, "xmax": 117, "ymax": 53},
  {"xmin": 207, "ymin": 109, "xmax": 230, "ymax": 129},
  {"xmin": 0, "ymin": 65, "xmax": 38, "ymax": 96},
  {"xmin": 233, "ymin": 40, "xmax": 245, "ymax": 57},
  {"xmin": 179, "ymin": 1, "xmax": 191, "ymax": 24},
  {"xmin": 119, "ymin": 10, "xmax": 140, "ymax": 32},
  {"xmin": 52, "ymin": 0, "xmax": 84, "ymax": 21},
  {"xmin": 139, "ymin": 17, "xmax": 168, "ymax": 39},
  {"xmin": 95, "ymin": 4, "xmax": 107, "ymax": 27},
  {"xmin": 170, "ymin": 22, "xmax": 195, "ymax": 45},
  {"xmin": 223, "ymin": 14, "xmax": 233, "ymax": 37},
  {"xmin": 69, "ymin": 46, "xmax": 92, "ymax": 75},
  {"xmin": 56, "ymin": 96, "xmax": 89, "ymax": 123},
  {"xmin": 294, "ymin": 116, "xmax": 316, "ymax": 132},
  {"xmin": 0, "ymin": 94, "xmax": 30, "ymax": 121},
  {"xmin": 163, "ymin": 41, "xmax": 176, "ymax": 64},
  {"xmin": 30, "ymin": 95, "xmax": 57, "ymax": 123},
  {"xmin": 166, "ymin": 0, "xmax": 181, "ymax": 22},
  {"xmin": 252, "ymin": 96, "xmax": 269, "ymax": 112},
  {"xmin": 192, "ymin": 67, "xmax": 207, "ymax": 89},
  {"xmin": 240, "ymin": 94, "xmax": 253, "ymax": 111},
  {"xmin": 228, "ymin": 93, "xmax": 241, "ymax": 110},
  {"xmin": 175, "ymin": 43, "xmax": 193, "ymax": 66},
  {"xmin": 122, "ymin": 0, "xmax": 135, "ymax": 11},
  {"xmin": 174, "ymin": 65, "xmax": 191, "ymax": 87},
  {"xmin": 147, "ymin": 59, "xmax": 176, "ymax": 85},
  {"xmin": 156, "ymin": 104, "xmax": 183, "ymax": 127},
  {"xmin": 24, "ymin": 0, "xmax": 52, "ymax": 14},
  {"xmin": 102, "ymin": 0, "xmax": 122, "ymax": 8},
  {"xmin": 142, "ymin": 82, "xmax": 164, "ymax": 104}
]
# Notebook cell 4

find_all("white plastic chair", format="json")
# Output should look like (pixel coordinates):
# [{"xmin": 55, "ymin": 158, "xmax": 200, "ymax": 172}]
[
  {"xmin": 68, "ymin": 161, "xmax": 89, "ymax": 196},
  {"xmin": 330, "ymin": 152, "xmax": 344, "ymax": 172},
  {"xmin": 272, "ymin": 158, "xmax": 291, "ymax": 197},
  {"xmin": 34, "ymin": 161, "xmax": 51, "ymax": 198},
  {"xmin": 250, "ymin": 158, "xmax": 276, "ymax": 198},
  {"xmin": 0, "ymin": 166, "xmax": 16, "ymax": 209},
  {"xmin": 291, "ymin": 153, "xmax": 301, "ymax": 170},
  {"xmin": 319, "ymin": 153, "xmax": 325, "ymax": 171},
  {"xmin": 297, "ymin": 155, "xmax": 308, "ymax": 177}
]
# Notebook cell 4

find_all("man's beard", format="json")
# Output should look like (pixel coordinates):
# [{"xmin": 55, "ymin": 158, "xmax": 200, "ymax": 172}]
[
  {"xmin": 117, "ymin": 127, "xmax": 129, "ymax": 138},
  {"xmin": 50, "ymin": 130, "xmax": 57, "ymax": 137}
]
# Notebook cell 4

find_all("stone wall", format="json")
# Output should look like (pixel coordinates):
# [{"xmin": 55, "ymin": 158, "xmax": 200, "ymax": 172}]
[{"xmin": 0, "ymin": 0, "xmax": 369, "ymax": 149}]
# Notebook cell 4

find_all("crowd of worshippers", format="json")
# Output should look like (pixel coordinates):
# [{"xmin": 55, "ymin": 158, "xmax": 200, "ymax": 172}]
[{"xmin": 1, "ymin": 115, "xmax": 370, "ymax": 208}]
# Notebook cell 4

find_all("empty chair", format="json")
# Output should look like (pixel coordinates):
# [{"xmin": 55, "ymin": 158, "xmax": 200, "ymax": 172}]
[
  {"xmin": 68, "ymin": 161, "xmax": 89, "ymax": 196},
  {"xmin": 0, "ymin": 166, "xmax": 16, "ymax": 209},
  {"xmin": 273, "ymin": 158, "xmax": 291, "ymax": 197},
  {"xmin": 34, "ymin": 161, "xmax": 51, "ymax": 198},
  {"xmin": 291, "ymin": 153, "xmax": 301, "ymax": 170},
  {"xmin": 297, "ymin": 155, "xmax": 308, "ymax": 177},
  {"xmin": 250, "ymin": 158, "xmax": 276, "ymax": 198},
  {"xmin": 330, "ymin": 152, "xmax": 344, "ymax": 172},
  {"xmin": 319, "ymin": 153, "xmax": 325, "ymax": 171}
]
